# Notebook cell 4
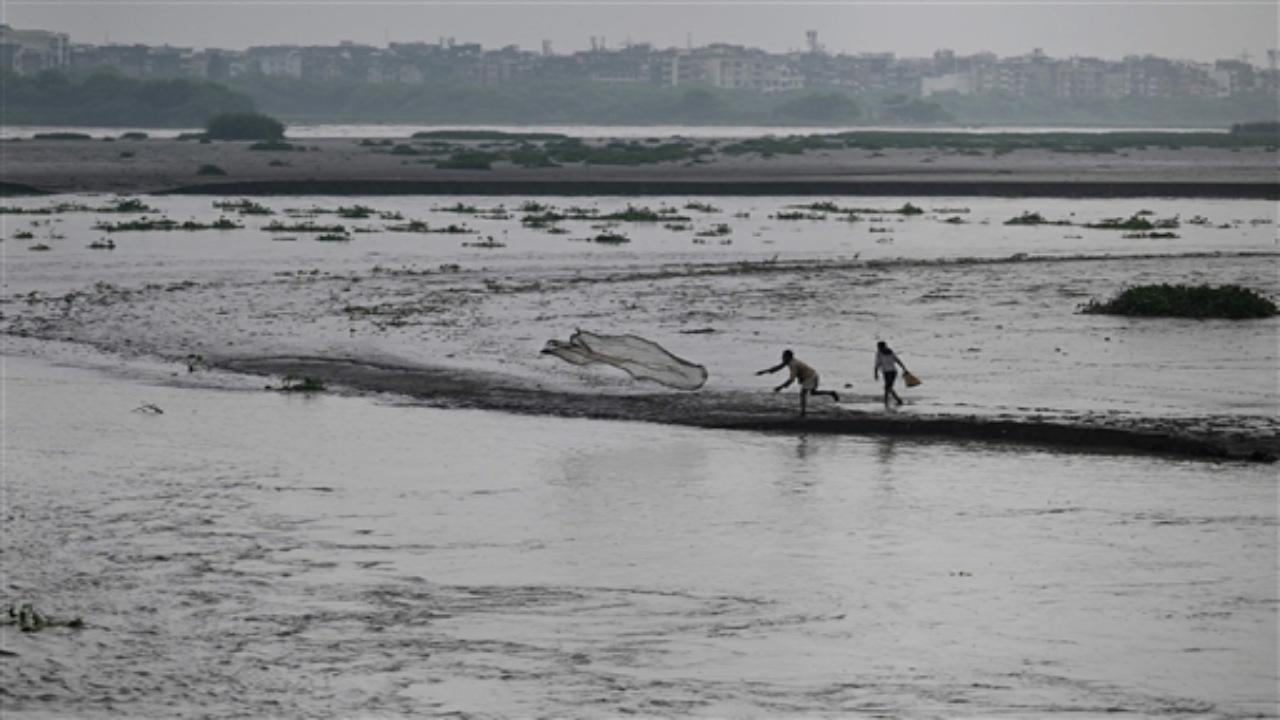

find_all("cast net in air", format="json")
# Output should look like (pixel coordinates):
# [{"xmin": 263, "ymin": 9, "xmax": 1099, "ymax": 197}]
[{"xmin": 541, "ymin": 330, "xmax": 709, "ymax": 391}]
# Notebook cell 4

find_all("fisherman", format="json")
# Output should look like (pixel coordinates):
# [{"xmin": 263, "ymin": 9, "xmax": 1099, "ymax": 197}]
[
  {"xmin": 874, "ymin": 340, "xmax": 910, "ymax": 408},
  {"xmin": 756, "ymin": 349, "xmax": 839, "ymax": 417}
]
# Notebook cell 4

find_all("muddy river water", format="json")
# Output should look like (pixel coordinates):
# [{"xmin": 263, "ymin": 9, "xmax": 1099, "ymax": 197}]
[{"xmin": 2, "ymin": 193, "xmax": 1278, "ymax": 717}]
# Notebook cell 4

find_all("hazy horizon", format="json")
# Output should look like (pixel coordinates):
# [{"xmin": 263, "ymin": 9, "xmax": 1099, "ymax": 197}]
[{"xmin": 7, "ymin": 0, "xmax": 1278, "ymax": 65}]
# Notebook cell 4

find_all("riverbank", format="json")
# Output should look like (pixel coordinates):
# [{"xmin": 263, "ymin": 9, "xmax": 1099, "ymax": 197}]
[{"xmin": 2, "ymin": 136, "xmax": 1277, "ymax": 196}]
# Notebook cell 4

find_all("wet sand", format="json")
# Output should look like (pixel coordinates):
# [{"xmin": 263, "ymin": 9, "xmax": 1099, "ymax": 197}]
[
  {"xmin": 1, "ymin": 137, "xmax": 1277, "ymax": 197},
  {"xmin": 219, "ymin": 355, "xmax": 1276, "ymax": 463}
]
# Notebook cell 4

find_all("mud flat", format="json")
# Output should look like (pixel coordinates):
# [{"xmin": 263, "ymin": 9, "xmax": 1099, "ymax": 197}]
[
  {"xmin": 1, "ymin": 136, "xmax": 1277, "ymax": 197},
  {"xmin": 3, "ymin": 194, "xmax": 1275, "ymax": 464},
  {"xmin": 218, "ymin": 355, "xmax": 1278, "ymax": 463}
]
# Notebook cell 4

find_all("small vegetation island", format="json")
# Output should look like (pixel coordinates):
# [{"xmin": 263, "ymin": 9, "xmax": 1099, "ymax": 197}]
[
  {"xmin": 204, "ymin": 112, "xmax": 286, "ymax": 141},
  {"xmin": 1082, "ymin": 284, "xmax": 1278, "ymax": 320}
]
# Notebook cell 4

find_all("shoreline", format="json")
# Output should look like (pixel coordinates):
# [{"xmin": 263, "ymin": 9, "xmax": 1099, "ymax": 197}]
[
  {"xmin": 219, "ymin": 355, "xmax": 1279, "ymax": 464},
  {"xmin": 2, "ymin": 136, "xmax": 1276, "ymax": 197},
  {"xmin": 157, "ymin": 178, "xmax": 1280, "ymax": 198}
]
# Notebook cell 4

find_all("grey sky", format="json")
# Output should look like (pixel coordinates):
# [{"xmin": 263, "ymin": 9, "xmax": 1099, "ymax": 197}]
[{"xmin": 6, "ymin": 0, "xmax": 1278, "ymax": 63}]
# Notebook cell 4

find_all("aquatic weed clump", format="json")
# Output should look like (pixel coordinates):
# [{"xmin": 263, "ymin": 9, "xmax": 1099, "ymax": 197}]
[
  {"xmin": 1082, "ymin": 284, "xmax": 1277, "ymax": 319},
  {"xmin": 2, "ymin": 603, "xmax": 84, "ymax": 632}
]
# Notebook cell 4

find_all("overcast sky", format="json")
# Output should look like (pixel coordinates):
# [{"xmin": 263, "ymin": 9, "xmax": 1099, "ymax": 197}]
[{"xmin": 6, "ymin": 0, "xmax": 1278, "ymax": 64}]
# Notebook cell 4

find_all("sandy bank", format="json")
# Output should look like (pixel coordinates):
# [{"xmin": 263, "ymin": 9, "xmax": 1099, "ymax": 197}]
[
  {"xmin": 2, "ymin": 137, "xmax": 1277, "ymax": 197},
  {"xmin": 220, "ymin": 356, "xmax": 1278, "ymax": 463}
]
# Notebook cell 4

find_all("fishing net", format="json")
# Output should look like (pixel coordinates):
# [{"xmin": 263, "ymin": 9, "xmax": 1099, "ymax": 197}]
[{"xmin": 541, "ymin": 330, "xmax": 709, "ymax": 391}]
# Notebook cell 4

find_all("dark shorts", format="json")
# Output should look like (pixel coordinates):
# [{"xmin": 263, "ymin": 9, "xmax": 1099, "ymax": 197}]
[{"xmin": 882, "ymin": 370, "xmax": 897, "ymax": 390}]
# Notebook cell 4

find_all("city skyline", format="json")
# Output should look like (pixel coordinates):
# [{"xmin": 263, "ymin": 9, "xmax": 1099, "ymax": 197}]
[{"xmin": 7, "ymin": 0, "xmax": 1278, "ymax": 64}]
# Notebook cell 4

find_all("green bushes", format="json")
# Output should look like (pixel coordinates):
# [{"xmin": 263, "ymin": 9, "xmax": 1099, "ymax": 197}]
[
  {"xmin": 33, "ymin": 131, "xmax": 92, "ymax": 140},
  {"xmin": 205, "ymin": 112, "xmax": 285, "ymax": 141},
  {"xmin": 1082, "ymin": 284, "xmax": 1277, "ymax": 319},
  {"xmin": 196, "ymin": 163, "xmax": 227, "ymax": 176},
  {"xmin": 248, "ymin": 140, "xmax": 300, "ymax": 151},
  {"xmin": 436, "ymin": 151, "xmax": 497, "ymax": 170},
  {"xmin": 3, "ymin": 72, "xmax": 255, "ymax": 126}
]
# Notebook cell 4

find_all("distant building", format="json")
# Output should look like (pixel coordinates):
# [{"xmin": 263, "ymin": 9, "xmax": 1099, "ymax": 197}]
[{"xmin": 0, "ymin": 24, "xmax": 70, "ymax": 75}]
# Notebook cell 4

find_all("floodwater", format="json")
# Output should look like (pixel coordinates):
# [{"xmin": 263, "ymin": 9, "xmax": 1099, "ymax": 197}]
[
  {"xmin": 3, "ymin": 353, "xmax": 1276, "ymax": 718},
  {"xmin": 3, "ymin": 192, "xmax": 1278, "ymax": 717}
]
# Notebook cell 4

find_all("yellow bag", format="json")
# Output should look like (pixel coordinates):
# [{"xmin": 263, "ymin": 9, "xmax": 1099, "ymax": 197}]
[{"xmin": 903, "ymin": 371, "xmax": 922, "ymax": 387}]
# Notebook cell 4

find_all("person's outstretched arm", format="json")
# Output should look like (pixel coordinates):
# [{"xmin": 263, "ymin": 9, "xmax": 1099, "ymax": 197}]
[
  {"xmin": 756, "ymin": 362, "xmax": 785, "ymax": 376},
  {"xmin": 895, "ymin": 354, "xmax": 909, "ymax": 373}
]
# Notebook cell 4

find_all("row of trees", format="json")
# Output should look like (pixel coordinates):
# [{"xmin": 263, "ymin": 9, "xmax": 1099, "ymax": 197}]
[{"xmin": 1, "ymin": 71, "xmax": 255, "ymax": 126}]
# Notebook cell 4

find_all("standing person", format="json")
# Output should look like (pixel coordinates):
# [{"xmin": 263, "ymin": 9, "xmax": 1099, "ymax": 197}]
[
  {"xmin": 874, "ymin": 341, "xmax": 909, "ymax": 408},
  {"xmin": 756, "ymin": 349, "xmax": 839, "ymax": 417}
]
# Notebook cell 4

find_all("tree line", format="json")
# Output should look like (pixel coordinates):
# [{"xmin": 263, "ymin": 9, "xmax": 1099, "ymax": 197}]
[{"xmin": 3, "ymin": 70, "xmax": 1276, "ymax": 128}]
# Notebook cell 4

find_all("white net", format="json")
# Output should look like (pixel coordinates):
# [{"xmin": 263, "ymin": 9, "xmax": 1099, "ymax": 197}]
[{"xmin": 542, "ymin": 330, "xmax": 709, "ymax": 391}]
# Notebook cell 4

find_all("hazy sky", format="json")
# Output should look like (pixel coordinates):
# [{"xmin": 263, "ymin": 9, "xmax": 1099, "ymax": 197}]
[{"xmin": 6, "ymin": 0, "xmax": 1278, "ymax": 63}]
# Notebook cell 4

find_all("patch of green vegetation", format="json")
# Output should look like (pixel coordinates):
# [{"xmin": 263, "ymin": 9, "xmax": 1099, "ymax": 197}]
[
  {"xmin": 389, "ymin": 143, "xmax": 421, "ymax": 156},
  {"xmin": 1230, "ymin": 121, "xmax": 1279, "ymax": 138},
  {"xmin": 1004, "ymin": 211, "xmax": 1072, "ymax": 226},
  {"xmin": 1081, "ymin": 284, "xmax": 1277, "ymax": 319},
  {"xmin": 545, "ymin": 138, "xmax": 707, "ymax": 165},
  {"xmin": 599, "ymin": 205, "xmax": 688, "ymax": 222},
  {"xmin": 722, "ymin": 135, "xmax": 840, "ymax": 156},
  {"xmin": 99, "ymin": 198, "xmax": 157, "ymax": 213},
  {"xmin": 436, "ymin": 150, "xmax": 497, "ymax": 169},
  {"xmin": 280, "ymin": 374, "xmax": 327, "ymax": 392},
  {"xmin": 695, "ymin": 223, "xmax": 732, "ymax": 237},
  {"xmin": 774, "ymin": 211, "xmax": 826, "ymax": 220},
  {"xmin": 28, "ymin": 243, "xmax": 51, "ymax": 251},
  {"xmin": 315, "ymin": 233, "xmax": 350, "ymax": 242},
  {"xmin": 264, "ymin": 221, "xmax": 346, "ymax": 233},
  {"xmin": 120, "ymin": 131, "xmax": 148, "ymax": 140},
  {"xmin": 684, "ymin": 201, "xmax": 720, "ymax": 213},
  {"xmin": 32, "ymin": 132, "xmax": 93, "ymax": 140},
  {"xmin": 249, "ymin": 140, "xmax": 302, "ymax": 151},
  {"xmin": 94, "ymin": 217, "xmax": 243, "ymax": 232},
  {"xmin": 214, "ymin": 198, "xmax": 274, "ymax": 215},
  {"xmin": 3, "ymin": 603, "xmax": 84, "ymax": 632},
  {"xmin": 336, "ymin": 205, "xmax": 376, "ymax": 219},
  {"xmin": 1085, "ymin": 215, "xmax": 1155, "ymax": 230},
  {"xmin": 14, "ymin": 230, "xmax": 35, "ymax": 239},
  {"xmin": 508, "ymin": 145, "xmax": 558, "ymax": 168},
  {"xmin": 1122, "ymin": 231, "xmax": 1181, "ymax": 239},
  {"xmin": 206, "ymin": 111, "xmax": 285, "ymax": 141},
  {"xmin": 196, "ymin": 163, "xmax": 227, "ymax": 176},
  {"xmin": 591, "ymin": 232, "xmax": 630, "ymax": 245}
]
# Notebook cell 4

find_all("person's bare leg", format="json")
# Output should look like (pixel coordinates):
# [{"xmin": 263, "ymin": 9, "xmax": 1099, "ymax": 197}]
[{"xmin": 799, "ymin": 389, "xmax": 808, "ymax": 417}]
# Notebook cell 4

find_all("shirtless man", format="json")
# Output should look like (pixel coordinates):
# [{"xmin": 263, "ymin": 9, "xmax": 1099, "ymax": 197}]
[{"xmin": 756, "ymin": 349, "xmax": 839, "ymax": 417}]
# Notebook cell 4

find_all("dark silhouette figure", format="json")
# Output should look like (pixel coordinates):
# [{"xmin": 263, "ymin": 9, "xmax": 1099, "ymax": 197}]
[
  {"xmin": 756, "ymin": 349, "xmax": 839, "ymax": 417},
  {"xmin": 874, "ymin": 341, "xmax": 910, "ymax": 408}
]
